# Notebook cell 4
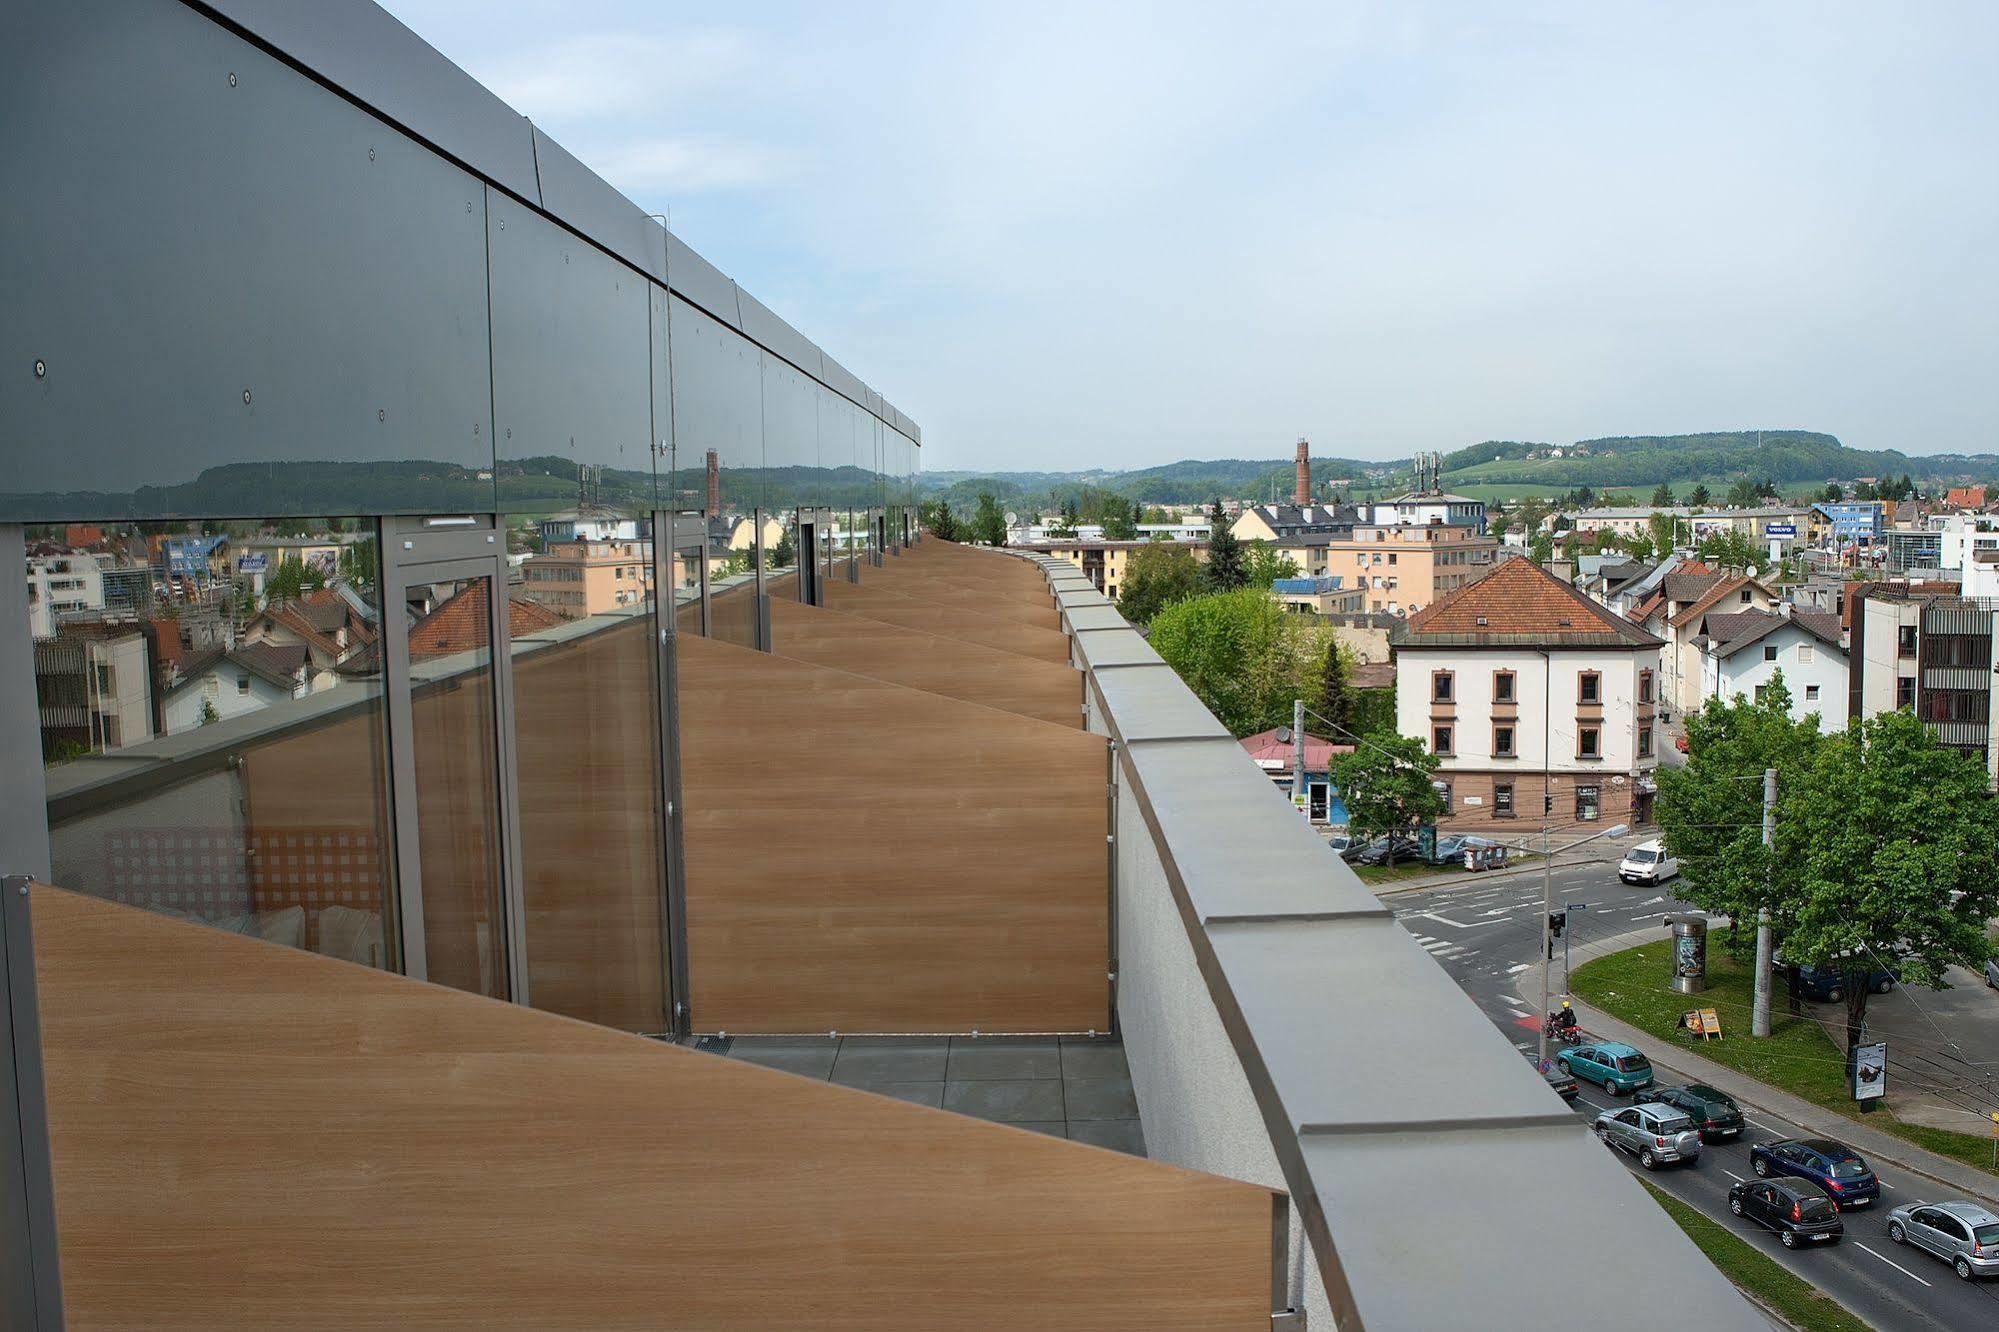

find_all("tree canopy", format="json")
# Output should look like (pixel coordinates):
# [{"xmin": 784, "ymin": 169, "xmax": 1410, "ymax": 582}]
[
  {"xmin": 1201, "ymin": 499, "xmax": 1247, "ymax": 592},
  {"xmin": 970, "ymin": 493, "xmax": 1007, "ymax": 546},
  {"xmin": 1243, "ymin": 540, "xmax": 1300, "ymax": 588},
  {"xmin": 1148, "ymin": 589, "xmax": 1322, "ymax": 736},
  {"xmin": 1115, "ymin": 544, "xmax": 1201, "ymax": 625},
  {"xmin": 1329, "ymin": 732, "xmax": 1444, "ymax": 867}
]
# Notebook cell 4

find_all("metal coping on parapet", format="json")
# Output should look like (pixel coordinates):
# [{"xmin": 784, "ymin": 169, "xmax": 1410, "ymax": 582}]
[{"xmin": 2, "ymin": 877, "xmax": 64, "ymax": 1329}]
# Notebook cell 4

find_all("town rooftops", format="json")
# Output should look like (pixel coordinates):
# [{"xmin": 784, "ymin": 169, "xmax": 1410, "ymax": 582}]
[
  {"xmin": 1380, "ymin": 491, "xmax": 1479, "ymax": 505},
  {"xmin": 1696, "ymin": 609, "xmax": 1845, "ymax": 658},
  {"xmin": 1238, "ymin": 728, "xmax": 1351, "ymax": 771},
  {"xmin": 1668, "ymin": 574, "xmax": 1774, "ymax": 629},
  {"xmin": 1242, "ymin": 503, "xmax": 1356, "ymax": 532},
  {"xmin": 164, "ymin": 643, "xmax": 310, "ymax": 697},
  {"xmin": 1401, "ymin": 557, "xmax": 1662, "ymax": 648}
]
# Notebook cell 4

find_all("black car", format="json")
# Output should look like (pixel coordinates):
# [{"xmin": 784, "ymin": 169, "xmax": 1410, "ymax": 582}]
[
  {"xmin": 1729, "ymin": 1177, "xmax": 1844, "ymax": 1249},
  {"xmin": 1638, "ymin": 1083, "xmax": 1746, "ymax": 1141},
  {"xmin": 1356, "ymin": 834, "xmax": 1420, "ymax": 866},
  {"xmin": 1526, "ymin": 1050, "xmax": 1579, "ymax": 1102}
]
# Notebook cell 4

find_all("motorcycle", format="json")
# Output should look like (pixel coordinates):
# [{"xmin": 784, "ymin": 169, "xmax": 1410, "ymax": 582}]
[{"xmin": 1542, "ymin": 1015, "xmax": 1582, "ymax": 1046}]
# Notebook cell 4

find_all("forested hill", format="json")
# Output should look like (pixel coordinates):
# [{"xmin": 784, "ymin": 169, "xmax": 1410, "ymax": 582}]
[
  {"xmin": 921, "ymin": 455, "xmax": 1381, "ymax": 508},
  {"xmin": 1442, "ymin": 431, "xmax": 1997, "ymax": 489}
]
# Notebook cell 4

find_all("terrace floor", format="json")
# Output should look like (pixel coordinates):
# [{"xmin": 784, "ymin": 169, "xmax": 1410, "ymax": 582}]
[{"xmin": 686, "ymin": 1034, "xmax": 1146, "ymax": 1155}]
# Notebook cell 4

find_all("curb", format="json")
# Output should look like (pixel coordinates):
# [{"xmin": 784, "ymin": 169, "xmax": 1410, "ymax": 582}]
[
  {"xmin": 1523, "ymin": 928, "xmax": 1999, "ymax": 1209},
  {"xmin": 1366, "ymin": 847, "xmax": 1628, "ymax": 898}
]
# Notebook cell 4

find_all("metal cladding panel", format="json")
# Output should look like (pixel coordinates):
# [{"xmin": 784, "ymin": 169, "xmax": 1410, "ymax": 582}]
[
  {"xmin": 737, "ymin": 290, "xmax": 823, "ymax": 381},
  {"xmin": 202, "ymin": 0, "xmax": 542, "ymax": 203},
  {"xmin": 1091, "ymin": 665, "xmax": 1232, "ymax": 743},
  {"xmin": 0, "ymin": 0, "xmax": 493, "ymax": 520},
  {"xmin": 818, "ymin": 355, "xmax": 865, "ymax": 405},
  {"xmin": 487, "ymin": 192, "xmax": 656, "ymax": 514},
  {"xmin": 529, "ymin": 127, "xmax": 668, "ymax": 284},
  {"xmin": 667, "ymin": 296, "xmax": 763, "ymax": 510},
  {"xmin": 665, "ymin": 232, "xmax": 742, "ymax": 329}
]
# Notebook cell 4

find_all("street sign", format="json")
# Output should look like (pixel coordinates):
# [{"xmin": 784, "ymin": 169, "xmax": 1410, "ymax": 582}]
[
  {"xmin": 1853, "ymin": 1041, "xmax": 1888, "ymax": 1101},
  {"xmin": 1567, "ymin": 902, "xmax": 1590, "ymax": 913}
]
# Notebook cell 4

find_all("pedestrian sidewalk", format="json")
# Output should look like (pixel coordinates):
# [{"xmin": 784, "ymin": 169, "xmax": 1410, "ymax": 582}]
[{"xmin": 1521, "ymin": 924, "xmax": 1999, "ymax": 1208}]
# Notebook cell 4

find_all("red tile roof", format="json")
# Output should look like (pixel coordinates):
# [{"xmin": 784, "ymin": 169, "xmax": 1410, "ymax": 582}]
[
  {"xmin": 1668, "ymin": 575, "xmax": 1773, "ymax": 629},
  {"xmin": 409, "ymin": 586, "xmax": 566, "ymax": 659},
  {"xmin": 1239, "ymin": 729, "xmax": 1351, "ymax": 771},
  {"xmin": 1402, "ymin": 557, "xmax": 1661, "ymax": 647}
]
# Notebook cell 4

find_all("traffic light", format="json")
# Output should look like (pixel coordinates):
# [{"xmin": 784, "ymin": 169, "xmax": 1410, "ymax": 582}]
[{"xmin": 1548, "ymin": 911, "xmax": 1567, "ymax": 939}]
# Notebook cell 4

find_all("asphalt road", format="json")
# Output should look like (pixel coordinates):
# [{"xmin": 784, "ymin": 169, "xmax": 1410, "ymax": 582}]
[{"xmin": 1388, "ymin": 862, "xmax": 1999, "ymax": 1332}]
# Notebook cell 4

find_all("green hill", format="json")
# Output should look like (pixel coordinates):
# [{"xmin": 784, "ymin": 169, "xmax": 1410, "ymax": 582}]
[{"xmin": 1442, "ymin": 431, "xmax": 1993, "ymax": 491}]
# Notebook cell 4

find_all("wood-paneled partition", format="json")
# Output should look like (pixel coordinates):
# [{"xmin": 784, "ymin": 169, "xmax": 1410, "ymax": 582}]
[
  {"xmin": 678, "ymin": 634, "xmax": 1109, "ymax": 1033},
  {"xmin": 29, "ymin": 885, "xmax": 1278, "ymax": 1330},
  {"xmin": 820, "ymin": 580, "xmax": 1072, "ymax": 662}
]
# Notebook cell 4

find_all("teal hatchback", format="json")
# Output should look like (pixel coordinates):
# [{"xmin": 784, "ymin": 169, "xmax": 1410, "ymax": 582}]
[{"xmin": 1557, "ymin": 1042, "xmax": 1655, "ymax": 1097}]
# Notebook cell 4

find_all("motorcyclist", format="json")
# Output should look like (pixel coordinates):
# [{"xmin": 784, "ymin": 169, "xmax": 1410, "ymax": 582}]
[{"xmin": 1552, "ymin": 1000, "xmax": 1578, "ymax": 1035}]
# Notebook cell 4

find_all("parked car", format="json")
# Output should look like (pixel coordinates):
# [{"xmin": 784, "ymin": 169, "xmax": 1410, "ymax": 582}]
[
  {"xmin": 1594, "ymin": 1102, "xmax": 1703, "ymax": 1170},
  {"xmin": 1355, "ymin": 834, "xmax": 1420, "ymax": 866},
  {"xmin": 1886, "ymin": 1199, "xmax": 1999, "ymax": 1281},
  {"xmin": 1526, "ymin": 1051, "xmax": 1578, "ymax": 1102},
  {"xmin": 1638, "ymin": 1083, "xmax": 1746, "ymax": 1141},
  {"xmin": 1425, "ymin": 833, "xmax": 1470, "ymax": 866},
  {"xmin": 1555, "ymin": 1042, "xmax": 1655, "ymax": 1097},
  {"xmin": 1325, "ymin": 832, "xmax": 1355, "ymax": 858},
  {"xmin": 1984, "ymin": 956, "xmax": 1998, "ymax": 990},
  {"xmin": 1617, "ymin": 839, "xmax": 1679, "ymax": 885},
  {"xmin": 1730, "ymin": 1177, "xmax": 1844, "ymax": 1249},
  {"xmin": 1750, "ymin": 1139, "xmax": 1881, "ymax": 1210},
  {"xmin": 1791, "ymin": 963, "xmax": 1898, "ymax": 1003}
]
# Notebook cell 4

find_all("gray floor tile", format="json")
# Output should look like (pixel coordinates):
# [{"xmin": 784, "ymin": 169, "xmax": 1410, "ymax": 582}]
[
  {"xmin": 947, "ymin": 1038, "xmax": 1060, "ymax": 1081},
  {"xmin": 856, "ymin": 1080, "xmax": 945, "ymax": 1108},
  {"xmin": 1058, "ymin": 1041, "xmax": 1130, "ymax": 1079},
  {"xmin": 830, "ymin": 1041, "xmax": 949, "ymax": 1086},
  {"xmin": 1012, "ymin": 1121, "xmax": 1070, "ymax": 1138},
  {"xmin": 1064, "ymin": 1075, "xmax": 1139, "ymax": 1121},
  {"xmin": 726, "ymin": 1042, "xmax": 839, "ymax": 1078},
  {"xmin": 943, "ymin": 1078, "xmax": 1067, "ymax": 1123},
  {"xmin": 1066, "ymin": 1119, "xmax": 1147, "ymax": 1156}
]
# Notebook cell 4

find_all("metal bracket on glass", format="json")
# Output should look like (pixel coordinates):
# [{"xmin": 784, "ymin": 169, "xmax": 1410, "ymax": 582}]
[{"xmin": 2, "ymin": 875, "xmax": 64, "ymax": 1329}]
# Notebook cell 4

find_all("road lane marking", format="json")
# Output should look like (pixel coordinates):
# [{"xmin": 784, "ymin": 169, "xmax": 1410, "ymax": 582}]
[
  {"xmin": 1507, "ymin": 963, "xmax": 1532, "ymax": 974},
  {"xmin": 1723, "ymin": 1170, "xmax": 1745, "ymax": 1182},
  {"xmin": 1419, "ymin": 911, "xmax": 1504, "ymax": 930},
  {"xmin": 1743, "ymin": 1118, "xmax": 1778, "ymax": 1134},
  {"xmin": 1853, "ymin": 1242, "xmax": 1931, "ymax": 1287}
]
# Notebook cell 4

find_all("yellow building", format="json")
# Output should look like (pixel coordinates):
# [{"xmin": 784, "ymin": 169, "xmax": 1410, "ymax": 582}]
[
  {"xmin": 1018, "ymin": 540, "xmax": 1206, "ymax": 602},
  {"xmin": 1275, "ymin": 525, "xmax": 1502, "ymax": 616},
  {"xmin": 521, "ymin": 539, "xmax": 654, "ymax": 619}
]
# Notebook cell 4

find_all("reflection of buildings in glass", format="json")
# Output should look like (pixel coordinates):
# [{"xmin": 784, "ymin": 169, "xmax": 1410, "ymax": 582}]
[
  {"xmin": 521, "ymin": 539, "xmax": 653, "ymax": 620},
  {"xmin": 25, "ymin": 550, "xmax": 107, "ymax": 638},
  {"xmin": 160, "ymin": 644, "xmax": 311, "ymax": 734},
  {"xmin": 34, "ymin": 625, "xmax": 153, "ymax": 754},
  {"xmin": 244, "ymin": 589, "xmax": 378, "ymax": 680}
]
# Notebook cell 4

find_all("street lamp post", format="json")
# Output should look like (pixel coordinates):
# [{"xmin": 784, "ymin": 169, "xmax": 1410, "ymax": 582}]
[{"xmin": 1538, "ymin": 821, "xmax": 1629, "ymax": 1067}]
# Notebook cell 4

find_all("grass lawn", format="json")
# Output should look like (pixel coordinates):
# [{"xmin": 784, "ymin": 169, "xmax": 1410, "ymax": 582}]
[
  {"xmin": 1640, "ymin": 1180, "xmax": 1873, "ymax": 1332},
  {"xmin": 1351, "ymin": 861, "xmax": 1443, "ymax": 885},
  {"xmin": 1573, "ymin": 935, "xmax": 1998, "ymax": 1179}
]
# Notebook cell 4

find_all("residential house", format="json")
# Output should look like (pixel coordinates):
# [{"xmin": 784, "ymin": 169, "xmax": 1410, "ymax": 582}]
[
  {"xmin": 243, "ymin": 589, "xmax": 377, "ymax": 687},
  {"xmin": 1692, "ymin": 608, "xmax": 1848, "ymax": 731},
  {"xmin": 1367, "ymin": 491, "xmax": 1485, "ymax": 532},
  {"xmin": 521, "ymin": 538, "xmax": 655, "ymax": 619},
  {"xmin": 1945, "ymin": 486, "xmax": 1988, "ymax": 511},
  {"xmin": 33, "ymin": 625, "xmax": 153, "ymax": 755},
  {"xmin": 160, "ymin": 643, "xmax": 312, "ymax": 734},
  {"xmin": 1015, "ymin": 539, "xmax": 1207, "ymax": 602},
  {"xmin": 1630, "ymin": 567, "xmax": 1775, "ymax": 718},
  {"xmin": 1269, "ymin": 576, "xmax": 1366, "ymax": 616},
  {"xmin": 1229, "ymin": 502, "xmax": 1355, "ymax": 544},
  {"xmin": 1396, "ymin": 557, "xmax": 1664, "ymax": 832}
]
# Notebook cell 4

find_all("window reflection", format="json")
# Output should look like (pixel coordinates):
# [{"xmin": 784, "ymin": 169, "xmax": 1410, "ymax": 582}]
[{"xmin": 33, "ymin": 517, "xmax": 395, "ymax": 970}]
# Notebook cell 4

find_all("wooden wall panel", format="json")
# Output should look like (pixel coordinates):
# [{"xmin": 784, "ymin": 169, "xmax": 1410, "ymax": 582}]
[
  {"xmin": 871, "ymin": 563, "xmax": 1061, "ymax": 624},
  {"xmin": 678, "ymin": 634, "xmax": 1108, "ymax": 1033},
  {"xmin": 769, "ymin": 599, "xmax": 1082, "ymax": 727},
  {"xmin": 31, "ymin": 885, "xmax": 1277, "ymax": 1331},
  {"xmin": 821, "ymin": 581, "xmax": 1072, "ymax": 663}
]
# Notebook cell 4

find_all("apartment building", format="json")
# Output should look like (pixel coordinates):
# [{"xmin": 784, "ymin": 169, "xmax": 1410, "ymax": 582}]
[
  {"xmin": 1397, "ymin": 558, "xmax": 1664, "ymax": 831},
  {"xmin": 1014, "ymin": 538, "xmax": 1206, "ymax": 600},
  {"xmin": 1692, "ymin": 607, "xmax": 1849, "ymax": 732},
  {"xmin": 1271, "ymin": 524, "xmax": 1502, "ymax": 615},
  {"xmin": 1851, "ymin": 587, "xmax": 1999, "ymax": 782},
  {"xmin": 24, "ymin": 551, "xmax": 104, "ymax": 638},
  {"xmin": 32, "ymin": 626, "xmax": 153, "ymax": 755},
  {"xmin": 521, "ymin": 538, "xmax": 656, "ymax": 619}
]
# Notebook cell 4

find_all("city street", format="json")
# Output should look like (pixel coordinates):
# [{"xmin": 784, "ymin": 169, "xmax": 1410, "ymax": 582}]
[{"xmin": 1387, "ymin": 863, "xmax": 1999, "ymax": 1332}]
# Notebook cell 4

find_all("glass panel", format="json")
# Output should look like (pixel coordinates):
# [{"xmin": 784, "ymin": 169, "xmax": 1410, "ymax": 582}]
[
  {"xmin": 405, "ymin": 574, "xmax": 506, "ymax": 998},
  {"xmin": 35, "ymin": 516, "xmax": 395, "ymax": 970},
  {"xmin": 507, "ymin": 514, "xmax": 667, "ymax": 1032},
  {"xmin": 708, "ymin": 510, "xmax": 763, "ymax": 648}
]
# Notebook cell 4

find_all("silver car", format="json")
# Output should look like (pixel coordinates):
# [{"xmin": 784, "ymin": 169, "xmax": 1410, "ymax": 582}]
[
  {"xmin": 1594, "ymin": 1102, "xmax": 1703, "ymax": 1169},
  {"xmin": 1886, "ymin": 1200, "xmax": 1999, "ymax": 1280}
]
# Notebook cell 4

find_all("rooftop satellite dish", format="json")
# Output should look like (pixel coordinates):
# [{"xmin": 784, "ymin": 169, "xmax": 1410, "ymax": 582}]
[
  {"xmin": 1004, "ymin": 511, "xmax": 1018, "ymax": 526},
  {"xmin": 1274, "ymin": 727, "xmax": 1293, "ymax": 744}
]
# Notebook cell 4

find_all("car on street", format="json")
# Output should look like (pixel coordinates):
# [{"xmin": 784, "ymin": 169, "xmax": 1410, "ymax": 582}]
[
  {"xmin": 1886, "ymin": 1199, "xmax": 1999, "ymax": 1280},
  {"xmin": 1617, "ymin": 839, "xmax": 1679, "ymax": 885},
  {"xmin": 1325, "ymin": 832, "xmax": 1355, "ymax": 858},
  {"xmin": 1525, "ymin": 1051, "xmax": 1578, "ymax": 1102},
  {"xmin": 1984, "ymin": 956, "xmax": 1998, "ymax": 990},
  {"xmin": 1555, "ymin": 1042, "xmax": 1655, "ymax": 1097},
  {"xmin": 1791, "ymin": 963, "xmax": 1898, "ymax": 1003},
  {"xmin": 1594, "ymin": 1102, "xmax": 1703, "ymax": 1169},
  {"xmin": 1354, "ymin": 834, "xmax": 1420, "ymax": 866},
  {"xmin": 1637, "ymin": 1083, "xmax": 1746, "ymax": 1141},
  {"xmin": 1730, "ymin": 1177, "xmax": 1844, "ymax": 1249},
  {"xmin": 1750, "ymin": 1138, "xmax": 1881, "ymax": 1210}
]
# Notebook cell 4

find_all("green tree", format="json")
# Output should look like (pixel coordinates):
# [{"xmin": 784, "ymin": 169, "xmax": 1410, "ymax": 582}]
[
  {"xmin": 970, "ymin": 493, "xmax": 1008, "ymax": 546},
  {"xmin": 1821, "ymin": 482, "xmax": 1844, "ymax": 503},
  {"xmin": 1316, "ymin": 638, "xmax": 1353, "ymax": 739},
  {"xmin": 1142, "ymin": 506, "xmax": 1170, "ymax": 524},
  {"xmin": 1149, "ymin": 589, "xmax": 1320, "ymax": 736},
  {"xmin": 1623, "ymin": 532, "xmax": 1656, "ymax": 563},
  {"xmin": 1101, "ymin": 497, "xmax": 1139, "ymax": 541},
  {"xmin": 1489, "ymin": 514, "xmax": 1512, "ymax": 539},
  {"xmin": 262, "ymin": 556, "xmax": 326, "ymax": 605},
  {"xmin": 1651, "ymin": 483, "xmax": 1674, "ymax": 505},
  {"xmin": 924, "ymin": 500, "xmax": 960, "ymax": 541},
  {"xmin": 1726, "ymin": 478, "xmax": 1760, "ymax": 508},
  {"xmin": 1243, "ymin": 540, "xmax": 1300, "ymax": 588},
  {"xmin": 1329, "ymin": 732, "xmax": 1444, "ymax": 868},
  {"xmin": 337, "ymin": 537, "xmax": 377, "ymax": 592},
  {"xmin": 198, "ymin": 698, "xmax": 220, "ymax": 727},
  {"xmin": 1778, "ymin": 711, "xmax": 1999, "ymax": 1053},
  {"xmin": 1115, "ymin": 544, "xmax": 1201, "ymax": 625},
  {"xmin": 772, "ymin": 526, "xmax": 796, "ymax": 568},
  {"xmin": 1559, "ymin": 531, "xmax": 1580, "ymax": 563},
  {"xmin": 1648, "ymin": 511, "xmax": 1679, "ymax": 557},
  {"xmin": 1687, "ymin": 483, "xmax": 1712, "ymax": 508},
  {"xmin": 1201, "ymin": 499, "xmax": 1247, "ymax": 592},
  {"xmin": 1696, "ymin": 528, "xmax": 1759, "ymax": 570},
  {"xmin": 1529, "ymin": 532, "xmax": 1554, "ymax": 564}
]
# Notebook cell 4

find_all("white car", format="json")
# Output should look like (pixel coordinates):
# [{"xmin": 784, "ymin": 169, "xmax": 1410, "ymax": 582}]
[
  {"xmin": 1986, "ymin": 956, "xmax": 1999, "ymax": 990},
  {"xmin": 1618, "ymin": 839, "xmax": 1679, "ymax": 885}
]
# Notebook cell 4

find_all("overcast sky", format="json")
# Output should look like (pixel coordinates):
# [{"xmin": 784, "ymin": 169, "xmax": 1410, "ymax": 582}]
[{"xmin": 383, "ymin": 1, "xmax": 1998, "ymax": 473}]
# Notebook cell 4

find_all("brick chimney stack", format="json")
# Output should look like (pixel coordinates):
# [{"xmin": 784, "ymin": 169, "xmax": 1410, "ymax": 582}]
[
  {"xmin": 1294, "ymin": 437, "xmax": 1311, "ymax": 506},
  {"xmin": 706, "ymin": 450, "xmax": 721, "ymax": 514}
]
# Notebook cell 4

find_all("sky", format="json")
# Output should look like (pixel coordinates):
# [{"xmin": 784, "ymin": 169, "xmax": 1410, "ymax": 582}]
[{"xmin": 381, "ymin": 1, "xmax": 1999, "ymax": 473}]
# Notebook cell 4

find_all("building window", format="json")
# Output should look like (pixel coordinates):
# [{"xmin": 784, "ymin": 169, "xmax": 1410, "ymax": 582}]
[
  {"xmin": 1434, "ymin": 779, "xmax": 1452, "ymax": 812},
  {"xmin": 1638, "ymin": 725, "xmax": 1652, "ymax": 757},
  {"xmin": 1432, "ymin": 725, "xmax": 1453, "ymax": 755},
  {"xmin": 1740, "ymin": 589, "xmax": 1752, "ymax": 603},
  {"xmin": 1432, "ymin": 670, "xmax": 1453, "ymax": 703},
  {"xmin": 1493, "ymin": 724, "xmax": 1515, "ymax": 757},
  {"xmin": 1494, "ymin": 783, "xmax": 1514, "ymax": 818},
  {"xmin": 1896, "ymin": 676, "xmax": 1916, "ymax": 709},
  {"xmin": 1753, "ymin": 685, "xmax": 1767, "ymax": 705},
  {"xmin": 1493, "ymin": 670, "xmax": 1516, "ymax": 703},
  {"xmin": 1763, "ymin": 644, "xmax": 1778, "ymax": 663},
  {"xmin": 236, "ymin": 675, "xmax": 250, "ymax": 696},
  {"xmin": 1576, "ymin": 785, "xmax": 1601, "ymax": 821},
  {"xmin": 1578, "ymin": 672, "xmax": 1601, "ymax": 705},
  {"xmin": 1578, "ymin": 726, "xmax": 1600, "ymax": 759},
  {"xmin": 1387, "ymin": 553, "xmax": 1397, "ymax": 565},
  {"xmin": 1638, "ymin": 669, "xmax": 1653, "ymax": 704},
  {"xmin": 1898, "ymin": 625, "xmax": 1918, "ymax": 658},
  {"xmin": 1805, "ymin": 684, "xmax": 1820, "ymax": 701},
  {"xmin": 1798, "ymin": 644, "xmax": 1814, "ymax": 665}
]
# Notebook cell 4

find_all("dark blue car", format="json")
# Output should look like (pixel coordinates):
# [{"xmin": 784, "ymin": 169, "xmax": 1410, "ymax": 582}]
[
  {"xmin": 1790, "ymin": 962, "xmax": 1897, "ymax": 1003},
  {"xmin": 1750, "ymin": 1138, "xmax": 1880, "ymax": 1210}
]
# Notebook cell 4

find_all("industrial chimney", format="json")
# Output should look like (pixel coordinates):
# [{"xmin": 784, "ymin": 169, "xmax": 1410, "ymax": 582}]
[
  {"xmin": 706, "ymin": 449, "xmax": 721, "ymax": 515},
  {"xmin": 1294, "ymin": 436, "xmax": 1311, "ymax": 506}
]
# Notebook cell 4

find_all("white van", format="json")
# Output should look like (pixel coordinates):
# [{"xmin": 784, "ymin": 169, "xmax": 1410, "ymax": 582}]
[{"xmin": 1618, "ymin": 839, "xmax": 1680, "ymax": 885}]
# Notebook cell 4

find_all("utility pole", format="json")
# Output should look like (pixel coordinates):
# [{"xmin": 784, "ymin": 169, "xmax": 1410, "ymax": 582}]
[
  {"xmin": 1752, "ymin": 767, "xmax": 1776, "ymax": 1037},
  {"xmin": 1291, "ymin": 698, "xmax": 1306, "ymax": 810}
]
